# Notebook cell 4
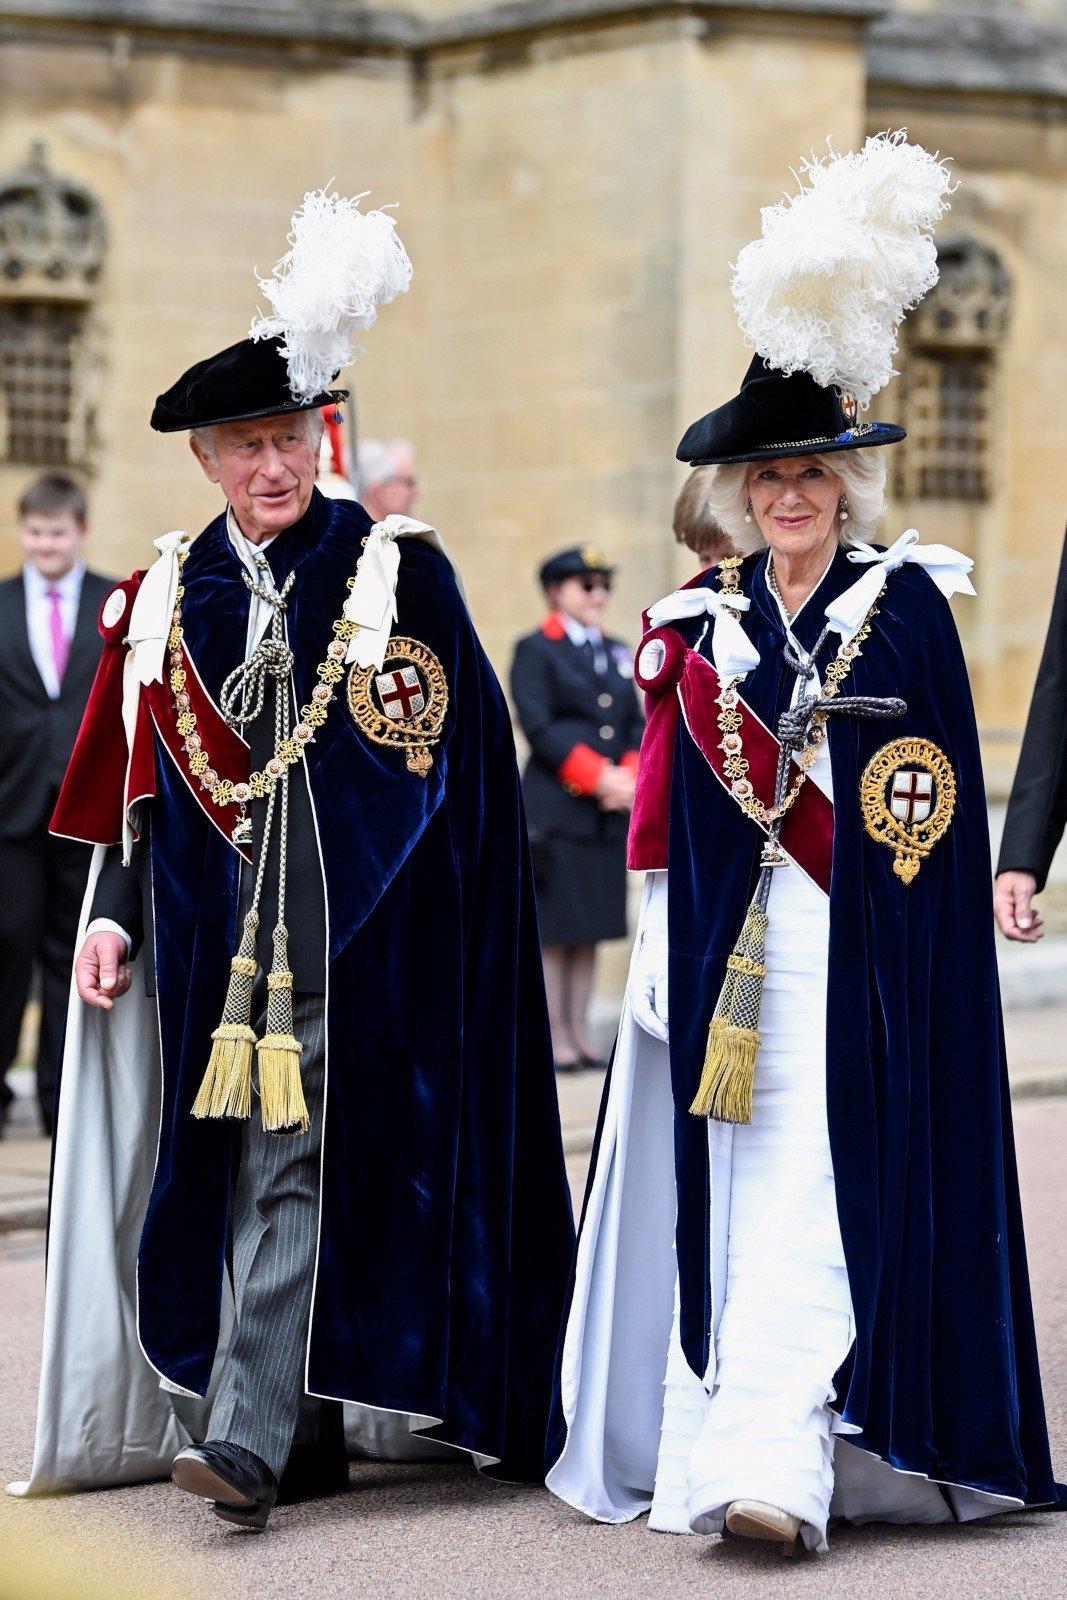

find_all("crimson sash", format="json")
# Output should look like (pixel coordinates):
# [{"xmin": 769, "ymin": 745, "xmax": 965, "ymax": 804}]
[
  {"xmin": 628, "ymin": 627, "xmax": 834, "ymax": 896},
  {"xmin": 143, "ymin": 643, "xmax": 252, "ymax": 861}
]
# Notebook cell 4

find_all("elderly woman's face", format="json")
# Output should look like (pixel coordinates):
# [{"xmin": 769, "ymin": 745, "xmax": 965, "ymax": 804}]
[{"xmin": 746, "ymin": 455, "xmax": 843, "ymax": 563}]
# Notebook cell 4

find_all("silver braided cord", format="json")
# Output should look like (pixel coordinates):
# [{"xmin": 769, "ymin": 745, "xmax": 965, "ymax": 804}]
[{"xmin": 220, "ymin": 567, "xmax": 296, "ymax": 729}]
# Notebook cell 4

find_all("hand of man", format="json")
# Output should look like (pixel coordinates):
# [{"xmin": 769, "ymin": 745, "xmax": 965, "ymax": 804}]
[
  {"xmin": 993, "ymin": 870, "xmax": 1044, "ymax": 943},
  {"xmin": 75, "ymin": 932, "xmax": 133, "ymax": 1009}
]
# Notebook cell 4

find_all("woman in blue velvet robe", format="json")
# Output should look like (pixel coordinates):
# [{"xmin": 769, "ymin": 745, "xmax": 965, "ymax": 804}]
[{"xmin": 548, "ymin": 359, "xmax": 1063, "ymax": 1552}]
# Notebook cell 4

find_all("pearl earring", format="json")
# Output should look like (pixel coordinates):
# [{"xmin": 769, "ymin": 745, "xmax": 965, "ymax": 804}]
[
  {"xmin": 744, "ymin": 498, "xmax": 753, "ymax": 525},
  {"xmin": 839, "ymin": 495, "xmax": 849, "ymax": 523}
]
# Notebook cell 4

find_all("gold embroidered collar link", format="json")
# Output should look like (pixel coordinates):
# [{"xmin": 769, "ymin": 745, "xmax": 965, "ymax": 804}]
[
  {"xmin": 713, "ymin": 554, "xmax": 884, "ymax": 827},
  {"xmin": 167, "ymin": 545, "xmax": 361, "ymax": 834}
]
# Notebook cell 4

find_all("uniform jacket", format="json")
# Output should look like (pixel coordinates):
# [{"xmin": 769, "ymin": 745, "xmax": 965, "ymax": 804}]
[
  {"xmin": 49, "ymin": 489, "xmax": 575, "ymax": 1480},
  {"xmin": 510, "ymin": 616, "xmax": 644, "ymax": 843},
  {"xmin": 0, "ymin": 568, "xmax": 112, "ymax": 840},
  {"xmin": 998, "ymin": 527, "xmax": 1067, "ymax": 888}
]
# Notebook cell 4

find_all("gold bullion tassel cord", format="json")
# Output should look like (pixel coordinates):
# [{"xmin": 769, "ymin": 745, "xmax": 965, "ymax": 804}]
[
  {"xmin": 256, "ymin": 924, "xmax": 308, "ymax": 1135},
  {"xmin": 192, "ymin": 909, "xmax": 259, "ymax": 1120},
  {"xmin": 689, "ymin": 899, "xmax": 768, "ymax": 1124}
]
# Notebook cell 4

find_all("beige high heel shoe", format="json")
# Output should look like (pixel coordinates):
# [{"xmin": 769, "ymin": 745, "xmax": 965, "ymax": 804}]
[{"xmin": 725, "ymin": 1499, "xmax": 801, "ymax": 1555}]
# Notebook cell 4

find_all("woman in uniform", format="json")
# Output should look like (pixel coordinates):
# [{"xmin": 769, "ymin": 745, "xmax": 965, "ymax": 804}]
[{"xmin": 510, "ymin": 547, "xmax": 644, "ymax": 1072}]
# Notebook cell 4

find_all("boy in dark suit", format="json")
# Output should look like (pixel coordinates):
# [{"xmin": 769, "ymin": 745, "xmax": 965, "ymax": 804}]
[{"xmin": 0, "ymin": 473, "xmax": 111, "ymax": 1134}]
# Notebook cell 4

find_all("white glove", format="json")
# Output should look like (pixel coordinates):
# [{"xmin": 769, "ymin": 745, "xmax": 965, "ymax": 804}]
[{"xmin": 629, "ymin": 871, "xmax": 669, "ymax": 1042}]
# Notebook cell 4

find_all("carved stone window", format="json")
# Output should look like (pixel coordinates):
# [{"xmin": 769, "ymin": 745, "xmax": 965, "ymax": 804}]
[
  {"xmin": 0, "ymin": 145, "xmax": 106, "ymax": 469},
  {"xmin": 893, "ymin": 240, "xmax": 1010, "ymax": 505}
]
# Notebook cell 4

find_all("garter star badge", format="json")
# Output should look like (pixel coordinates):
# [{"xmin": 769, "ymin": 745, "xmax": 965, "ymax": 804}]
[
  {"xmin": 860, "ymin": 738, "xmax": 956, "ymax": 884},
  {"xmin": 347, "ymin": 636, "xmax": 448, "ymax": 777}
]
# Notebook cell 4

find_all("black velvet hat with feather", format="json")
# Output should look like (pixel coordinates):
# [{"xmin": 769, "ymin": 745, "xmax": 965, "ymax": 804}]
[{"xmin": 677, "ymin": 132, "xmax": 954, "ymax": 468}]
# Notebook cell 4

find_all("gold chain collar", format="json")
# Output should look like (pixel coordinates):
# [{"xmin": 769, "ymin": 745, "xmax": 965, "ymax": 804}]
[
  {"xmin": 713, "ymin": 555, "xmax": 883, "ymax": 828},
  {"xmin": 167, "ymin": 547, "xmax": 361, "ymax": 839}
]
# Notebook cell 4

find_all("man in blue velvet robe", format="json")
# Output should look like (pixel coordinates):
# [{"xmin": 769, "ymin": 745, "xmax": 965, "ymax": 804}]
[{"xmin": 45, "ymin": 332, "xmax": 574, "ymax": 1530}]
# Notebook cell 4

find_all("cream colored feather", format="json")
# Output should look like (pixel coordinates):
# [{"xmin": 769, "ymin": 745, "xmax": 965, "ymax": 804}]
[
  {"xmin": 250, "ymin": 187, "xmax": 412, "ymax": 401},
  {"xmin": 732, "ymin": 131, "xmax": 955, "ymax": 407}
]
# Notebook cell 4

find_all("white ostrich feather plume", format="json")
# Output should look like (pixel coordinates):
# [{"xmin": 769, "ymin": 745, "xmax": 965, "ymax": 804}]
[
  {"xmin": 732, "ymin": 131, "xmax": 956, "ymax": 408},
  {"xmin": 250, "ymin": 187, "xmax": 413, "ymax": 402}
]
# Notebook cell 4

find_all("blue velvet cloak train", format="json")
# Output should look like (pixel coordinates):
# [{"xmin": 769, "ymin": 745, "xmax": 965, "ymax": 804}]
[
  {"xmin": 132, "ymin": 489, "xmax": 574, "ymax": 1480},
  {"xmin": 580, "ymin": 545, "xmax": 1060, "ymax": 1509}
]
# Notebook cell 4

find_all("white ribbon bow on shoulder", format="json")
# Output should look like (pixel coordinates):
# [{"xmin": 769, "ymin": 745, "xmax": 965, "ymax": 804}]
[
  {"xmin": 126, "ymin": 530, "xmax": 192, "ymax": 687},
  {"xmin": 824, "ymin": 527, "xmax": 976, "ymax": 639},
  {"xmin": 344, "ymin": 514, "xmax": 466, "ymax": 672},
  {"xmin": 646, "ymin": 587, "xmax": 761, "ymax": 681}
]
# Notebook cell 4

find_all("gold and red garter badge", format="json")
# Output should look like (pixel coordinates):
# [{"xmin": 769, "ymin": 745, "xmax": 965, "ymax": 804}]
[
  {"xmin": 860, "ymin": 737, "xmax": 956, "ymax": 884},
  {"xmin": 346, "ymin": 636, "xmax": 448, "ymax": 778}
]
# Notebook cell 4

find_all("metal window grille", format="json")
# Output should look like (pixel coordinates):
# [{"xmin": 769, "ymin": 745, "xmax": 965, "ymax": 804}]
[
  {"xmin": 0, "ymin": 300, "xmax": 83, "ymax": 466},
  {"xmin": 894, "ymin": 350, "xmax": 993, "ymax": 504}
]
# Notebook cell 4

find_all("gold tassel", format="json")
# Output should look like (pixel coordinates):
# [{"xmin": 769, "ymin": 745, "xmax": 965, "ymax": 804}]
[
  {"xmin": 191, "ymin": 914, "xmax": 259, "ymax": 1121},
  {"xmin": 689, "ymin": 901, "xmax": 768, "ymax": 1124},
  {"xmin": 256, "ymin": 928, "xmax": 308, "ymax": 1135}
]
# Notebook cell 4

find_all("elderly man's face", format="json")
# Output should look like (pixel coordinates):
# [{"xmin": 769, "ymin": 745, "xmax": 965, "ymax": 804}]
[
  {"xmin": 362, "ymin": 448, "xmax": 419, "ymax": 522},
  {"xmin": 191, "ymin": 414, "xmax": 319, "ymax": 543}
]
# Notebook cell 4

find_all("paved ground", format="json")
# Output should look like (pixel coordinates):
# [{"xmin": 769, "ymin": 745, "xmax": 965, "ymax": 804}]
[
  {"xmin": 3, "ymin": 1070, "xmax": 1067, "ymax": 1596},
  {"xmin": 3, "ymin": 1100, "xmax": 1066, "ymax": 1597}
]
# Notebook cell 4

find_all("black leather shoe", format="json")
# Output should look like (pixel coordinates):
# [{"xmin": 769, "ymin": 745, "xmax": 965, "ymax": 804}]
[
  {"xmin": 277, "ymin": 1441, "xmax": 350, "ymax": 1505},
  {"xmin": 172, "ymin": 1440, "xmax": 279, "ymax": 1531}
]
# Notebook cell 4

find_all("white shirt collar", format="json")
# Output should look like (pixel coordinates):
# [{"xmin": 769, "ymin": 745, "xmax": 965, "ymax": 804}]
[
  {"xmin": 226, "ymin": 505, "xmax": 280, "ymax": 581},
  {"xmin": 23, "ymin": 559, "xmax": 84, "ymax": 600},
  {"xmin": 559, "ymin": 612, "xmax": 603, "ymax": 649}
]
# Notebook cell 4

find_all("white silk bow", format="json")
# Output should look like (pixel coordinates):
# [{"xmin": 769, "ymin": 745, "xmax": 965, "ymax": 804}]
[
  {"xmin": 825, "ymin": 527, "xmax": 976, "ymax": 638},
  {"xmin": 126, "ymin": 530, "xmax": 191, "ymax": 687},
  {"xmin": 344, "ymin": 514, "xmax": 465, "ymax": 671},
  {"xmin": 646, "ymin": 587, "xmax": 762, "ymax": 681}
]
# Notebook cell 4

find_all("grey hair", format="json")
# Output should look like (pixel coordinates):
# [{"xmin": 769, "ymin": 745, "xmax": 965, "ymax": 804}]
[
  {"xmin": 356, "ymin": 437, "xmax": 414, "ymax": 493},
  {"xmin": 191, "ymin": 410, "xmax": 325, "ymax": 466},
  {"xmin": 704, "ymin": 450, "xmax": 889, "ymax": 553}
]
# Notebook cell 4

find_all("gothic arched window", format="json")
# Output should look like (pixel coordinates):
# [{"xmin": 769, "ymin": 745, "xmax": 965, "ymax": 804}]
[
  {"xmin": 893, "ymin": 240, "xmax": 1011, "ymax": 504},
  {"xmin": 0, "ymin": 144, "xmax": 106, "ymax": 469}
]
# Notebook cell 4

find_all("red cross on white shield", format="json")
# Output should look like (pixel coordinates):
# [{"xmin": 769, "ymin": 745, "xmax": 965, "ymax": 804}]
[
  {"xmin": 890, "ymin": 768, "xmax": 933, "ymax": 825},
  {"xmin": 376, "ymin": 664, "xmax": 426, "ymax": 721}
]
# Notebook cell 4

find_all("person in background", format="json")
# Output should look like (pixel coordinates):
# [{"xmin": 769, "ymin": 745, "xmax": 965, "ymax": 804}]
[
  {"xmin": 510, "ymin": 546, "xmax": 644, "ymax": 1072},
  {"xmin": 994, "ymin": 528, "xmax": 1067, "ymax": 943},
  {"xmin": 672, "ymin": 465, "xmax": 734, "ymax": 570},
  {"xmin": 0, "ymin": 472, "xmax": 112, "ymax": 1135},
  {"xmin": 355, "ymin": 437, "xmax": 419, "ymax": 522}
]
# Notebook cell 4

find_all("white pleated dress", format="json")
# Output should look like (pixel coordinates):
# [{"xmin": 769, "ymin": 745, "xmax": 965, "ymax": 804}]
[{"xmin": 647, "ymin": 632, "xmax": 954, "ymax": 1552}]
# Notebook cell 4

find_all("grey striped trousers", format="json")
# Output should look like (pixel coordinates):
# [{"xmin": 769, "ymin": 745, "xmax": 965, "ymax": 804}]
[{"xmin": 207, "ymin": 985, "xmax": 327, "ymax": 1477}]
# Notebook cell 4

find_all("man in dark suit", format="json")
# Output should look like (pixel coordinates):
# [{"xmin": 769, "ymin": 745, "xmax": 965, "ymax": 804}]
[
  {"xmin": 995, "ymin": 533, "xmax": 1067, "ymax": 943},
  {"xmin": 0, "ymin": 473, "xmax": 111, "ymax": 1133}
]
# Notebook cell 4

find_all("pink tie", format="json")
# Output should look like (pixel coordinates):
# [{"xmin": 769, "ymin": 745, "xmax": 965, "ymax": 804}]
[{"xmin": 47, "ymin": 588, "xmax": 70, "ymax": 685}]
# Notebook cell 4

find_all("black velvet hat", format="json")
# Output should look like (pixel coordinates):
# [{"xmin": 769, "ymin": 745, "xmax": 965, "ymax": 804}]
[
  {"xmin": 150, "ymin": 335, "xmax": 348, "ymax": 433},
  {"xmin": 676, "ymin": 355, "xmax": 906, "ymax": 467},
  {"xmin": 538, "ymin": 545, "xmax": 615, "ymax": 588}
]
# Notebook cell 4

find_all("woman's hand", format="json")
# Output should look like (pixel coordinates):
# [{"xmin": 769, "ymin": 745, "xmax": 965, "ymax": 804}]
[
  {"xmin": 595, "ymin": 764, "xmax": 636, "ymax": 813},
  {"xmin": 630, "ymin": 930, "xmax": 669, "ymax": 1041},
  {"xmin": 75, "ymin": 932, "xmax": 133, "ymax": 1009},
  {"xmin": 993, "ymin": 871, "xmax": 1044, "ymax": 943}
]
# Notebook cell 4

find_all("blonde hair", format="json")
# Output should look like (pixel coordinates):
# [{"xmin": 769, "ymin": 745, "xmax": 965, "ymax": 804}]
[
  {"xmin": 672, "ymin": 466, "xmax": 734, "ymax": 562},
  {"xmin": 705, "ymin": 450, "xmax": 888, "ymax": 553}
]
